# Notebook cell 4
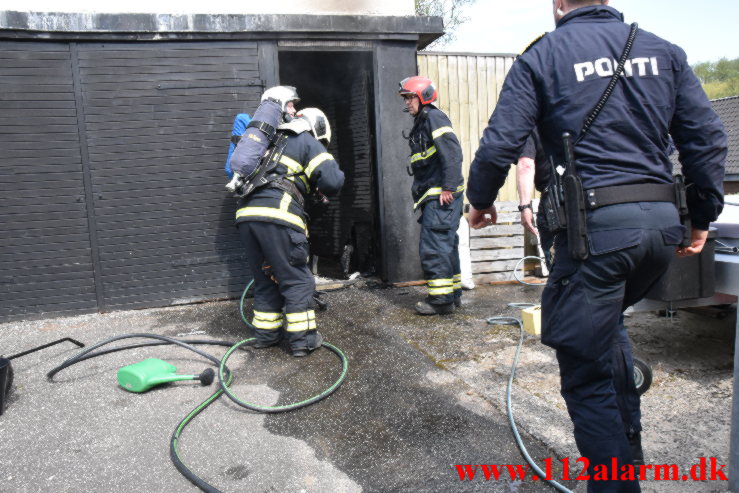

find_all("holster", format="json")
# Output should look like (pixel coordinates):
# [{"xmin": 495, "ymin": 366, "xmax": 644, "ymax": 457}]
[
  {"xmin": 543, "ymin": 185, "xmax": 566, "ymax": 233},
  {"xmin": 563, "ymin": 174, "xmax": 589, "ymax": 260},
  {"xmin": 673, "ymin": 174, "xmax": 691, "ymax": 247}
]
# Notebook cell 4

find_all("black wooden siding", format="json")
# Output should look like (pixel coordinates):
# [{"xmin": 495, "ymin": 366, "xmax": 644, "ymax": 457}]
[
  {"xmin": 0, "ymin": 42, "xmax": 98, "ymax": 320},
  {"xmin": 0, "ymin": 40, "xmax": 261, "ymax": 320}
]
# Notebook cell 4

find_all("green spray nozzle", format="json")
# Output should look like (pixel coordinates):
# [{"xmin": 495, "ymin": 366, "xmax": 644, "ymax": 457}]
[{"xmin": 117, "ymin": 358, "xmax": 214, "ymax": 393}]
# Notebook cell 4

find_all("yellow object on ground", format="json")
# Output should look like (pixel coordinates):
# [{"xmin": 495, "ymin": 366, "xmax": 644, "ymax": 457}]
[{"xmin": 521, "ymin": 305, "xmax": 541, "ymax": 336}]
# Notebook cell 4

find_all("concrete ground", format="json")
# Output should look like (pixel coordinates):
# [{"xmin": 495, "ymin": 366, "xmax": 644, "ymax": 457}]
[{"xmin": 0, "ymin": 283, "xmax": 733, "ymax": 492}]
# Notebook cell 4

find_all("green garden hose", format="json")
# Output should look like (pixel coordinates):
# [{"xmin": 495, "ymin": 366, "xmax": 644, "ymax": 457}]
[
  {"xmin": 47, "ymin": 280, "xmax": 349, "ymax": 493},
  {"xmin": 487, "ymin": 315, "xmax": 572, "ymax": 493},
  {"xmin": 239, "ymin": 280, "xmax": 254, "ymax": 328},
  {"xmin": 218, "ymin": 337, "xmax": 348, "ymax": 413}
]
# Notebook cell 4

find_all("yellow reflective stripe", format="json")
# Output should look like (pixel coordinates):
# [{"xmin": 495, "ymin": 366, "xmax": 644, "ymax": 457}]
[
  {"xmin": 278, "ymin": 155, "xmax": 310, "ymax": 190},
  {"xmin": 285, "ymin": 310, "xmax": 316, "ymax": 321},
  {"xmin": 236, "ymin": 207, "xmax": 307, "ymax": 231},
  {"xmin": 286, "ymin": 322, "xmax": 318, "ymax": 332},
  {"xmin": 428, "ymin": 286, "xmax": 454, "ymax": 295},
  {"xmin": 305, "ymin": 152, "xmax": 333, "ymax": 178},
  {"xmin": 428, "ymin": 278, "xmax": 453, "ymax": 287},
  {"xmin": 287, "ymin": 319, "xmax": 317, "ymax": 331},
  {"xmin": 419, "ymin": 187, "xmax": 442, "ymax": 201},
  {"xmin": 253, "ymin": 319, "xmax": 283, "ymax": 330},
  {"xmin": 410, "ymin": 146, "xmax": 436, "ymax": 163},
  {"xmin": 431, "ymin": 126, "xmax": 454, "ymax": 140},
  {"xmin": 253, "ymin": 311, "xmax": 283, "ymax": 321},
  {"xmin": 413, "ymin": 184, "xmax": 466, "ymax": 210},
  {"xmin": 453, "ymin": 274, "xmax": 462, "ymax": 280},
  {"xmin": 279, "ymin": 192, "xmax": 292, "ymax": 210},
  {"xmin": 279, "ymin": 155, "xmax": 303, "ymax": 173},
  {"xmin": 285, "ymin": 310, "xmax": 317, "ymax": 332},
  {"xmin": 252, "ymin": 311, "xmax": 283, "ymax": 329},
  {"xmin": 414, "ymin": 187, "xmax": 441, "ymax": 210},
  {"xmin": 298, "ymin": 174, "xmax": 310, "ymax": 191},
  {"xmin": 428, "ymin": 279, "xmax": 453, "ymax": 296},
  {"xmin": 453, "ymin": 282, "xmax": 462, "ymax": 289}
]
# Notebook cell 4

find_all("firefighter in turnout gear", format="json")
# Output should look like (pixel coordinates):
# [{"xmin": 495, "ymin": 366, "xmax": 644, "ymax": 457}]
[
  {"xmin": 235, "ymin": 92, "xmax": 344, "ymax": 357},
  {"xmin": 399, "ymin": 76, "xmax": 465, "ymax": 315}
]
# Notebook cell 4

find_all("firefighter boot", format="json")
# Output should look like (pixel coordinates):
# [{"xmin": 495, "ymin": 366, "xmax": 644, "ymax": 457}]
[
  {"xmin": 415, "ymin": 300, "xmax": 454, "ymax": 316},
  {"xmin": 293, "ymin": 331, "xmax": 324, "ymax": 358}
]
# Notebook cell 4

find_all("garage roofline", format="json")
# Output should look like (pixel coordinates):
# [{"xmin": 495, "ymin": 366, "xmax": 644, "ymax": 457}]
[{"xmin": 0, "ymin": 11, "xmax": 444, "ymax": 49}]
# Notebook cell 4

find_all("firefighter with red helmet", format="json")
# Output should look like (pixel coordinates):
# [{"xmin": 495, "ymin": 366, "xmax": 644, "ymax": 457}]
[{"xmin": 399, "ymin": 76, "xmax": 465, "ymax": 315}]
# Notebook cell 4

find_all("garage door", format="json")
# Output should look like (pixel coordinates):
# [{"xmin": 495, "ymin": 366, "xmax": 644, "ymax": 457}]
[
  {"xmin": 0, "ymin": 40, "xmax": 263, "ymax": 320},
  {"xmin": 77, "ymin": 41, "xmax": 261, "ymax": 311},
  {"xmin": 0, "ymin": 42, "xmax": 98, "ymax": 320}
]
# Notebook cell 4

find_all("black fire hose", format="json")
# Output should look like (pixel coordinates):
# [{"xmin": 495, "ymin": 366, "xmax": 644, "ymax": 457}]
[
  {"xmin": 47, "ymin": 334, "xmax": 239, "ymax": 492},
  {"xmin": 46, "ymin": 280, "xmax": 348, "ymax": 493}
]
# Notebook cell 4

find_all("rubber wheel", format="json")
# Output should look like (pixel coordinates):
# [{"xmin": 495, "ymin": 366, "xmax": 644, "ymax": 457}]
[{"xmin": 633, "ymin": 358, "xmax": 652, "ymax": 396}]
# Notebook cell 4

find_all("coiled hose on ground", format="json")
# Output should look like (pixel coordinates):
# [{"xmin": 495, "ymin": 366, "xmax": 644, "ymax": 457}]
[{"xmin": 47, "ymin": 280, "xmax": 349, "ymax": 493}]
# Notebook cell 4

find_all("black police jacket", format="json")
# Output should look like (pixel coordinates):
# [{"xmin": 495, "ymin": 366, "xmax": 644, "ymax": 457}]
[
  {"xmin": 467, "ymin": 5, "xmax": 727, "ymax": 230},
  {"xmin": 235, "ymin": 131, "xmax": 344, "ymax": 233},
  {"xmin": 406, "ymin": 105, "xmax": 465, "ymax": 210}
]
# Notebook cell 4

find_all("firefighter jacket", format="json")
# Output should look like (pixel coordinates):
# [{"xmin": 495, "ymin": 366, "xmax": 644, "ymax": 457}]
[
  {"xmin": 466, "ymin": 5, "xmax": 727, "ymax": 230},
  {"xmin": 407, "ymin": 105, "xmax": 465, "ymax": 210},
  {"xmin": 235, "ymin": 131, "xmax": 344, "ymax": 233}
]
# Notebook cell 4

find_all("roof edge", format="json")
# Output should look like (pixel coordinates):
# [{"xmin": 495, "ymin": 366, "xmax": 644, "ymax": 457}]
[{"xmin": 0, "ymin": 11, "xmax": 444, "ymax": 40}]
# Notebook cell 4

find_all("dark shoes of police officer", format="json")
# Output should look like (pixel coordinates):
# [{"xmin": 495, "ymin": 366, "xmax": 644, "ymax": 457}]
[
  {"xmin": 292, "ymin": 331, "xmax": 324, "ymax": 358},
  {"xmin": 627, "ymin": 431, "xmax": 645, "ymax": 466},
  {"xmin": 414, "ymin": 300, "xmax": 455, "ymax": 316}
]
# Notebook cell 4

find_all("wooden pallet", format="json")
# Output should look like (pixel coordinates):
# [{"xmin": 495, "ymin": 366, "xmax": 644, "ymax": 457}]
[{"xmin": 468, "ymin": 201, "xmax": 525, "ymax": 283}]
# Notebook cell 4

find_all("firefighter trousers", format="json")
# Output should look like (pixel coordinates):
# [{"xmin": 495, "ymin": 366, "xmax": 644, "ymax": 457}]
[
  {"xmin": 418, "ymin": 194, "xmax": 463, "ymax": 305},
  {"xmin": 237, "ymin": 221, "xmax": 320, "ymax": 351}
]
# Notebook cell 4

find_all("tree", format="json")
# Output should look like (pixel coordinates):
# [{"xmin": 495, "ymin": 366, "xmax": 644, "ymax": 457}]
[
  {"xmin": 416, "ymin": 0, "xmax": 477, "ymax": 49},
  {"xmin": 693, "ymin": 57, "xmax": 739, "ymax": 99}
]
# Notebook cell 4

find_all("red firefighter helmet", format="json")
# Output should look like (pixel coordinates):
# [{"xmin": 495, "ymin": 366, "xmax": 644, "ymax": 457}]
[{"xmin": 398, "ymin": 76, "xmax": 438, "ymax": 105}]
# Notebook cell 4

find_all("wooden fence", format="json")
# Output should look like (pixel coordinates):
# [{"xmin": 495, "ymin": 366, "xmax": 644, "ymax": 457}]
[
  {"xmin": 469, "ymin": 201, "xmax": 526, "ymax": 283},
  {"xmin": 417, "ymin": 51, "xmax": 518, "ymax": 202},
  {"xmin": 418, "ymin": 52, "xmax": 536, "ymax": 283}
]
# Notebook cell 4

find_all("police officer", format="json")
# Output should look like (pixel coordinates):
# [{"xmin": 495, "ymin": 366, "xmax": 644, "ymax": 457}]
[
  {"xmin": 466, "ymin": 2, "xmax": 726, "ymax": 491},
  {"xmin": 399, "ymin": 76, "xmax": 465, "ymax": 315},
  {"xmin": 236, "ymin": 88, "xmax": 345, "ymax": 357}
]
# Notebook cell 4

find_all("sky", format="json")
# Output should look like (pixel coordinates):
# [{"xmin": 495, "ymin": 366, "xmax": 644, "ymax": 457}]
[{"xmin": 439, "ymin": 0, "xmax": 739, "ymax": 65}]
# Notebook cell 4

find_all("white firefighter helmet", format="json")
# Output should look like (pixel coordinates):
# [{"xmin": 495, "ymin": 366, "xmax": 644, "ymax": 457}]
[
  {"xmin": 261, "ymin": 86, "xmax": 300, "ymax": 114},
  {"xmin": 297, "ymin": 107, "xmax": 332, "ymax": 146}
]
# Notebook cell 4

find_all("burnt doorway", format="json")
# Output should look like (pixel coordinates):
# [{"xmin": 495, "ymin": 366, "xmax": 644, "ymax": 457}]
[{"xmin": 279, "ymin": 50, "xmax": 379, "ymax": 279}]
